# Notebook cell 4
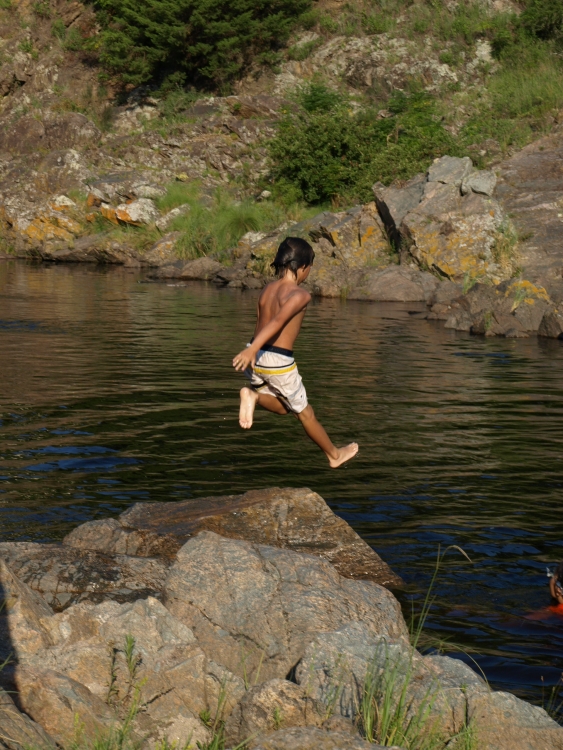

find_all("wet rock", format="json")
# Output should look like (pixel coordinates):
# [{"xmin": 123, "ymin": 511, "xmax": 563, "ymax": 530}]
[
  {"xmin": 0, "ymin": 687, "xmax": 55, "ymax": 750},
  {"xmin": 163, "ymin": 531, "xmax": 407, "ymax": 683},
  {"xmin": 143, "ymin": 233, "xmax": 181, "ymax": 267},
  {"xmin": 63, "ymin": 487, "xmax": 402, "ymax": 587},
  {"xmin": 0, "ymin": 542, "xmax": 169, "ymax": 610},
  {"xmin": 115, "ymin": 198, "xmax": 159, "ymax": 226},
  {"xmin": 225, "ymin": 679, "xmax": 324, "ymax": 745},
  {"xmin": 10, "ymin": 667, "xmax": 115, "ymax": 748},
  {"xmin": 427, "ymin": 155, "xmax": 473, "ymax": 187},
  {"xmin": 538, "ymin": 309, "xmax": 563, "ymax": 339},
  {"xmin": 248, "ymin": 727, "xmax": 395, "ymax": 750},
  {"xmin": 179, "ymin": 256, "xmax": 225, "ymax": 280},
  {"xmin": 461, "ymin": 170, "xmax": 497, "ymax": 196}
]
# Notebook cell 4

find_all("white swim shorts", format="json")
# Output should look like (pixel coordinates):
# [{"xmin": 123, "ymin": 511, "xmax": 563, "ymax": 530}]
[{"xmin": 244, "ymin": 344, "xmax": 308, "ymax": 414}]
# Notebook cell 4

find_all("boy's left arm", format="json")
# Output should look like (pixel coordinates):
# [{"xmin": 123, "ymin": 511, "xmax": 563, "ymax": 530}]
[{"xmin": 233, "ymin": 290, "xmax": 310, "ymax": 371}]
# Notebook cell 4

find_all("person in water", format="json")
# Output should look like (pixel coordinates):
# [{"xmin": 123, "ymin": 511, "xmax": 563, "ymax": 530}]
[
  {"xmin": 549, "ymin": 563, "xmax": 563, "ymax": 614},
  {"xmin": 232, "ymin": 236, "xmax": 358, "ymax": 469}
]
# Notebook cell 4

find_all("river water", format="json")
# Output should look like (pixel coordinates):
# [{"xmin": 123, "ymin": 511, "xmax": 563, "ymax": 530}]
[{"xmin": 1, "ymin": 260, "xmax": 563, "ymax": 709}]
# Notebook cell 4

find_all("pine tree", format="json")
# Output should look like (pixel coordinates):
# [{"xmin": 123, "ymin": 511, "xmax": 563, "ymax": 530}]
[{"xmin": 97, "ymin": 0, "xmax": 311, "ymax": 90}]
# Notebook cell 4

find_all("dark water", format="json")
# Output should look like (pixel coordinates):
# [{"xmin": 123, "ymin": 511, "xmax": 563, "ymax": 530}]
[{"xmin": 1, "ymin": 260, "xmax": 563, "ymax": 708}]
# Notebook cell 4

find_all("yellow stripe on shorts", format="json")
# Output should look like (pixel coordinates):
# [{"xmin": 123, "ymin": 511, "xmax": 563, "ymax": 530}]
[{"xmin": 254, "ymin": 363, "xmax": 297, "ymax": 375}]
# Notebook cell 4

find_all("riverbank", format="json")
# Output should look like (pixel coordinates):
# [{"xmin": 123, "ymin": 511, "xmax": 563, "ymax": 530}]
[
  {"xmin": 1, "ymin": 486, "xmax": 562, "ymax": 750},
  {"xmin": 4, "ymin": 144, "xmax": 563, "ymax": 341}
]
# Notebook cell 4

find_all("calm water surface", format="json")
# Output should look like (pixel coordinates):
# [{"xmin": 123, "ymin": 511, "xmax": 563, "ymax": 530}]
[{"xmin": 1, "ymin": 260, "xmax": 563, "ymax": 707}]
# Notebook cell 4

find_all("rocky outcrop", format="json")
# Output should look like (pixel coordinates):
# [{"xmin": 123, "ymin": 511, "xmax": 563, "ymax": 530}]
[
  {"xmin": 1, "ymin": 487, "xmax": 562, "ymax": 750},
  {"xmin": 63, "ymin": 487, "xmax": 402, "ymax": 587},
  {"xmin": 0, "ymin": 686, "xmax": 55, "ymax": 750}
]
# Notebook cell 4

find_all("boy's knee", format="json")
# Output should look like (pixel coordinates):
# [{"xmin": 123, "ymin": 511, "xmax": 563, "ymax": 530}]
[{"xmin": 297, "ymin": 404, "xmax": 314, "ymax": 421}]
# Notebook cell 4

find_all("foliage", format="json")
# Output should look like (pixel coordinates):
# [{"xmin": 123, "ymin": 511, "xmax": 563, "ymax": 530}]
[
  {"xmin": 269, "ymin": 85, "xmax": 458, "ymax": 204},
  {"xmin": 521, "ymin": 0, "xmax": 563, "ymax": 41},
  {"xmin": 96, "ymin": 0, "xmax": 312, "ymax": 90}
]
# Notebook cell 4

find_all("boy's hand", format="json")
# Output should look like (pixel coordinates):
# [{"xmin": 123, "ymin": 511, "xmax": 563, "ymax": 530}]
[{"xmin": 233, "ymin": 347, "xmax": 256, "ymax": 372}]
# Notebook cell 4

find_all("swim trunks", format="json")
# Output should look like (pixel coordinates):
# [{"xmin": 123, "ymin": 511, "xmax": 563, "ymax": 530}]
[{"xmin": 244, "ymin": 344, "xmax": 308, "ymax": 414}]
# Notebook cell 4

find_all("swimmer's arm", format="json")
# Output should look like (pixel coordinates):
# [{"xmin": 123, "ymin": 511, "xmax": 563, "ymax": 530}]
[
  {"xmin": 233, "ymin": 289, "xmax": 311, "ymax": 371},
  {"xmin": 552, "ymin": 577, "xmax": 563, "ymax": 603}
]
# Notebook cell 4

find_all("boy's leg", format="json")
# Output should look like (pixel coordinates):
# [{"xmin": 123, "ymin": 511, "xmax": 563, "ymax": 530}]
[
  {"xmin": 297, "ymin": 404, "xmax": 358, "ymax": 468},
  {"xmin": 239, "ymin": 387, "xmax": 288, "ymax": 429}
]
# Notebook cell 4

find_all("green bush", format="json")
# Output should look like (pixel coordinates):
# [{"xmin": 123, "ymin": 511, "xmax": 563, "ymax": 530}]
[
  {"xmin": 522, "ymin": 0, "xmax": 563, "ymax": 40},
  {"xmin": 269, "ymin": 87, "xmax": 459, "ymax": 204},
  {"xmin": 96, "ymin": 0, "xmax": 311, "ymax": 90}
]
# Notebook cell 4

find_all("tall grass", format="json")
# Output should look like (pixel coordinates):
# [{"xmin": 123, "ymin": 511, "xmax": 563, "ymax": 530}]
[
  {"xmin": 167, "ymin": 185, "xmax": 318, "ymax": 260},
  {"xmin": 355, "ymin": 546, "xmax": 476, "ymax": 750}
]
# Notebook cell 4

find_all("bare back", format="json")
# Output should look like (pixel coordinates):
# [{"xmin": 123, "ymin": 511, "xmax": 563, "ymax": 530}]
[{"xmin": 254, "ymin": 277, "xmax": 311, "ymax": 350}]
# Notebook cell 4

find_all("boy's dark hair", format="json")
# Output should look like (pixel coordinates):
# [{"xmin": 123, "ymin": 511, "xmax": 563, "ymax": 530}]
[{"xmin": 271, "ymin": 237, "xmax": 315, "ymax": 277}]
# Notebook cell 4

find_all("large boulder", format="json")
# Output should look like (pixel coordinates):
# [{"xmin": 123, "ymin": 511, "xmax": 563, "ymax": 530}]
[
  {"xmin": 0, "ymin": 542, "xmax": 169, "ymax": 610},
  {"xmin": 293, "ymin": 622, "xmax": 563, "ymax": 750},
  {"xmin": 350, "ymin": 265, "xmax": 438, "ymax": 302},
  {"xmin": 63, "ymin": 487, "xmax": 402, "ymax": 587},
  {"xmin": 372, "ymin": 157, "xmax": 511, "ymax": 283},
  {"xmin": 163, "ymin": 531, "xmax": 407, "ymax": 683}
]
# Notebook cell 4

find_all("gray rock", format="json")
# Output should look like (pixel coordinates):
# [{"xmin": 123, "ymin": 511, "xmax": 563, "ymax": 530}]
[
  {"xmin": 539, "ymin": 309, "xmax": 563, "ymax": 338},
  {"xmin": 351, "ymin": 265, "xmax": 438, "ymax": 303},
  {"xmin": 63, "ymin": 487, "xmax": 402, "ymax": 587},
  {"xmin": 163, "ymin": 531, "xmax": 407, "ymax": 683},
  {"xmin": 10, "ymin": 667, "xmax": 116, "ymax": 748},
  {"xmin": 427, "ymin": 155, "xmax": 473, "ymax": 187},
  {"xmin": 0, "ymin": 686, "xmax": 55, "ymax": 750},
  {"xmin": 248, "ymin": 727, "xmax": 395, "ymax": 750},
  {"xmin": 430, "ymin": 280, "xmax": 463, "ymax": 305},
  {"xmin": 247, "ymin": 727, "xmax": 396, "ymax": 750},
  {"xmin": 373, "ymin": 173, "xmax": 425, "ymax": 227},
  {"xmin": 294, "ymin": 622, "xmax": 563, "ymax": 749},
  {"xmin": 179, "ymin": 256, "xmax": 225, "ymax": 280},
  {"xmin": 225, "ymin": 679, "xmax": 324, "ymax": 745},
  {"xmin": 19, "ymin": 596, "xmax": 230, "ymax": 748},
  {"xmin": 461, "ymin": 170, "xmax": 497, "ymax": 196},
  {"xmin": 0, "ymin": 542, "xmax": 169, "ymax": 610}
]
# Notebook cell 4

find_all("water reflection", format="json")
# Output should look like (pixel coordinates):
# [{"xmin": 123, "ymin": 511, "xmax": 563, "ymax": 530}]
[{"xmin": 1, "ymin": 260, "xmax": 563, "ymax": 706}]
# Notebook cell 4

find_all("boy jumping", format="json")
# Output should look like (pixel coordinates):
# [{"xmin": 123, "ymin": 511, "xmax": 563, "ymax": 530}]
[{"xmin": 233, "ymin": 237, "xmax": 358, "ymax": 468}]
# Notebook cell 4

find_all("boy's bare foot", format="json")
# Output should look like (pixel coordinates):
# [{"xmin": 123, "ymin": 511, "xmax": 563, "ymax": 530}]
[
  {"xmin": 328, "ymin": 442, "xmax": 359, "ymax": 468},
  {"xmin": 239, "ymin": 387, "xmax": 259, "ymax": 429}
]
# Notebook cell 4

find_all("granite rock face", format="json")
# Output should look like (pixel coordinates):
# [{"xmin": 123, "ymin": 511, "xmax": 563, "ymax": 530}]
[
  {"xmin": 163, "ymin": 531, "xmax": 407, "ymax": 683},
  {"xmin": 63, "ymin": 487, "xmax": 403, "ymax": 587},
  {"xmin": 0, "ymin": 687, "xmax": 55, "ymax": 750}
]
